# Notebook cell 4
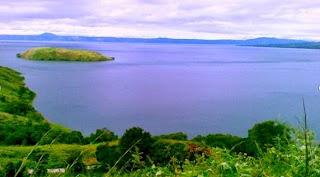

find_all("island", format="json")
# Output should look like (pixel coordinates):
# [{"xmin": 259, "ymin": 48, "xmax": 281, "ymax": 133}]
[{"xmin": 16, "ymin": 47, "xmax": 114, "ymax": 62}]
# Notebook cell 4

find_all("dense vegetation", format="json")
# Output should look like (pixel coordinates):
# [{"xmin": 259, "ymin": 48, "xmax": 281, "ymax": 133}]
[
  {"xmin": 17, "ymin": 47, "xmax": 114, "ymax": 62},
  {"xmin": 1, "ymin": 66, "xmax": 319, "ymax": 176}
]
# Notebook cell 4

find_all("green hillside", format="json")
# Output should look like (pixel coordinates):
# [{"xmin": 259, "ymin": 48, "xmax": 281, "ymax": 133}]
[
  {"xmin": 17, "ymin": 47, "xmax": 114, "ymax": 62},
  {"xmin": 0, "ymin": 66, "xmax": 70, "ymax": 145}
]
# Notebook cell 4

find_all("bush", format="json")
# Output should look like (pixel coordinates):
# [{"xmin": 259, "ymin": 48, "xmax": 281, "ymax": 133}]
[
  {"xmin": 63, "ymin": 131, "xmax": 84, "ymax": 144},
  {"xmin": 247, "ymin": 120, "xmax": 291, "ymax": 156},
  {"xmin": 192, "ymin": 134, "xmax": 245, "ymax": 153},
  {"xmin": 87, "ymin": 128, "xmax": 118, "ymax": 143},
  {"xmin": 151, "ymin": 141, "xmax": 186, "ymax": 166},
  {"xmin": 118, "ymin": 127, "xmax": 154, "ymax": 168},
  {"xmin": 119, "ymin": 127, "xmax": 154, "ymax": 156},
  {"xmin": 96, "ymin": 144, "xmax": 121, "ymax": 170},
  {"xmin": 1, "ymin": 160, "xmax": 26, "ymax": 177}
]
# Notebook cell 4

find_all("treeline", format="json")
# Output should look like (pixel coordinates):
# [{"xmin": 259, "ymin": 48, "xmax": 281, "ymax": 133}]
[
  {"xmin": 0, "ymin": 119, "xmax": 292, "ymax": 176},
  {"xmin": 94, "ymin": 120, "xmax": 290, "ymax": 171}
]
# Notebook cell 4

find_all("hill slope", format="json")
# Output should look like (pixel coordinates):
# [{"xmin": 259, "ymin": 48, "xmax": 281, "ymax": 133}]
[{"xmin": 0, "ymin": 66, "xmax": 69, "ymax": 145}]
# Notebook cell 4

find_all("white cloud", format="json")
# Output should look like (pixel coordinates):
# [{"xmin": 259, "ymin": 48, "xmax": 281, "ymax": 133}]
[{"xmin": 1, "ymin": 0, "xmax": 320, "ymax": 40}]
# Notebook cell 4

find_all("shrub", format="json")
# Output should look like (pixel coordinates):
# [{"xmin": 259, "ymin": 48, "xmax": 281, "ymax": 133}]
[
  {"xmin": 96, "ymin": 144, "xmax": 121, "ymax": 170},
  {"xmin": 118, "ymin": 127, "xmax": 154, "ymax": 169},
  {"xmin": 247, "ymin": 120, "xmax": 291, "ymax": 156},
  {"xmin": 63, "ymin": 131, "xmax": 84, "ymax": 144},
  {"xmin": 151, "ymin": 141, "xmax": 186, "ymax": 166},
  {"xmin": 88, "ymin": 128, "xmax": 118, "ymax": 143}
]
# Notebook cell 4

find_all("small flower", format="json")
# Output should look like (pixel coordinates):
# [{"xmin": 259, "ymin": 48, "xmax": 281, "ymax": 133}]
[
  {"xmin": 156, "ymin": 171, "xmax": 163, "ymax": 176},
  {"xmin": 221, "ymin": 162, "xmax": 231, "ymax": 169}
]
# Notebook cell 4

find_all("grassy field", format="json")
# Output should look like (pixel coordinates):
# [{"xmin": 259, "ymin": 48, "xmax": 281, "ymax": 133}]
[
  {"xmin": 0, "ymin": 144, "xmax": 96, "ymax": 169},
  {"xmin": 17, "ymin": 47, "xmax": 114, "ymax": 62}
]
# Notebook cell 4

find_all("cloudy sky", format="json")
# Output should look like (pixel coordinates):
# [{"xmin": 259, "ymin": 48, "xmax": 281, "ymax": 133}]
[{"xmin": 1, "ymin": 0, "xmax": 320, "ymax": 40}]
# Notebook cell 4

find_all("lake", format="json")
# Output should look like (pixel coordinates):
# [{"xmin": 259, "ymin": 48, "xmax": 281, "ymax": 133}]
[{"xmin": 1, "ymin": 40, "xmax": 320, "ymax": 138}]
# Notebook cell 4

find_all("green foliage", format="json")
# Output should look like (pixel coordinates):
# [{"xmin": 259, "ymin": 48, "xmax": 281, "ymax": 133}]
[
  {"xmin": 0, "ymin": 66, "xmax": 71, "ymax": 146},
  {"xmin": 247, "ymin": 120, "xmax": 291, "ymax": 156},
  {"xmin": 153, "ymin": 132, "xmax": 188, "ymax": 141},
  {"xmin": 63, "ymin": 131, "xmax": 85, "ymax": 144},
  {"xmin": 116, "ymin": 127, "xmax": 154, "ymax": 169},
  {"xmin": 193, "ymin": 133, "xmax": 243, "ymax": 149},
  {"xmin": 18, "ymin": 47, "xmax": 114, "ymax": 62},
  {"xmin": 87, "ymin": 128, "xmax": 118, "ymax": 144},
  {"xmin": 0, "ymin": 117, "xmax": 51, "ymax": 145},
  {"xmin": 0, "ymin": 160, "xmax": 26, "ymax": 177},
  {"xmin": 119, "ymin": 127, "xmax": 154, "ymax": 156},
  {"xmin": 151, "ymin": 140, "xmax": 187, "ymax": 166},
  {"xmin": 96, "ymin": 143, "xmax": 121, "ymax": 169}
]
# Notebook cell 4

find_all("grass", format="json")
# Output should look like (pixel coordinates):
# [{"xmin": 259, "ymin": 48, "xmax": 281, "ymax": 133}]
[
  {"xmin": 0, "ymin": 67, "xmax": 35, "ymax": 113},
  {"xmin": 0, "ymin": 144, "xmax": 96, "ymax": 170},
  {"xmin": 17, "ymin": 47, "xmax": 115, "ymax": 62}
]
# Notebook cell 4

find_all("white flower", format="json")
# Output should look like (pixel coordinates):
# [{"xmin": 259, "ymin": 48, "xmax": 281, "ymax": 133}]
[
  {"xmin": 156, "ymin": 171, "xmax": 163, "ymax": 176},
  {"xmin": 221, "ymin": 162, "xmax": 231, "ymax": 169}
]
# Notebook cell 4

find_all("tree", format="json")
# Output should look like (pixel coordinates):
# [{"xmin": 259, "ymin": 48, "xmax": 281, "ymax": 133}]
[
  {"xmin": 64, "ymin": 131, "xmax": 84, "ymax": 144},
  {"xmin": 96, "ymin": 144, "xmax": 121, "ymax": 170},
  {"xmin": 247, "ymin": 120, "xmax": 291, "ymax": 156},
  {"xmin": 119, "ymin": 127, "xmax": 154, "ymax": 156},
  {"xmin": 118, "ymin": 127, "xmax": 154, "ymax": 169},
  {"xmin": 151, "ymin": 141, "xmax": 186, "ymax": 166},
  {"xmin": 88, "ymin": 128, "xmax": 118, "ymax": 143}
]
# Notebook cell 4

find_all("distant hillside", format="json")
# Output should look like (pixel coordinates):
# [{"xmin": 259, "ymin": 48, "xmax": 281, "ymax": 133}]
[
  {"xmin": 0, "ymin": 33, "xmax": 311, "ymax": 45},
  {"xmin": 250, "ymin": 42, "xmax": 320, "ymax": 50}
]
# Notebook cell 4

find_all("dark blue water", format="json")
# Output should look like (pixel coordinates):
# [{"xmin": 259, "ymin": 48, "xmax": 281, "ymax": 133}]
[{"xmin": 1, "ymin": 40, "xmax": 320, "ymax": 138}]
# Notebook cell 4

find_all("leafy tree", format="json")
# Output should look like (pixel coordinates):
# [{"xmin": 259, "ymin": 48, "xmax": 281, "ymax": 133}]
[
  {"xmin": 66, "ymin": 150, "xmax": 86, "ymax": 173},
  {"xmin": 117, "ymin": 127, "xmax": 154, "ymax": 168},
  {"xmin": 151, "ymin": 141, "xmax": 186, "ymax": 166},
  {"xmin": 5, "ymin": 100, "xmax": 34, "ymax": 116},
  {"xmin": 88, "ymin": 128, "xmax": 118, "ymax": 143},
  {"xmin": 64, "ymin": 131, "xmax": 84, "ymax": 144},
  {"xmin": 96, "ymin": 144, "xmax": 121, "ymax": 170},
  {"xmin": 192, "ymin": 134, "xmax": 245, "ymax": 153},
  {"xmin": 119, "ymin": 127, "xmax": 154, "ymax": 156},
  {"xmin": 247, "ymin": 120, "xmax": 291, "ymax": 156}
]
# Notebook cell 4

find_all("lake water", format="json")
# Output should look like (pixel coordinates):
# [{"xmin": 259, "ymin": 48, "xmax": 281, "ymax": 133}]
[{"xmin": 1, "ymin": 40, "xmax": 320, "ymax": 138}]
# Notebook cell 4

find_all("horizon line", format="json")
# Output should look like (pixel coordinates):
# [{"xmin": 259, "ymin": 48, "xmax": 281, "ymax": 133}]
[{"xmin": 0, "ymin": 32, "xmax": 316, "ymax": 42}]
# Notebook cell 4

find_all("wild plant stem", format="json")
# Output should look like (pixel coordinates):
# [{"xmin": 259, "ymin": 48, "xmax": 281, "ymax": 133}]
[
  {"xmin": 303, "ymin": 99, "xmax": 309, "ymax": 177},
  {"xmin": 106, "ymin": 139, "xmax": 141, "ymax": 177},
  {"xmin": 14, "ymin": 128, "xmax": 53, "ymax": 177}
]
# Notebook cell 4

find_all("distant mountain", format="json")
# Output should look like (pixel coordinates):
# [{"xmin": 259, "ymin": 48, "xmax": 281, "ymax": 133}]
[
  {"xmin": 0, "ymin": 33, "xmax": 312, "ymax": 45},
  {"xmin": 249, "ymin": 42, "xmax": 320, "ymax": 50}
]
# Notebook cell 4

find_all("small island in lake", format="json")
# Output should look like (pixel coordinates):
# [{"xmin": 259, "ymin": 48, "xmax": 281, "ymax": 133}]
[{"xmin": 17, "ymin": 47, "xmax": 114, "ymax": 62}]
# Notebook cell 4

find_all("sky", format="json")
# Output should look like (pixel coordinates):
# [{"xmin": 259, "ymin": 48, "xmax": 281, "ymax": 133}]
[{"xmin": 1, "ymin": 0, "xmax": 320, "ymax": 40}]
